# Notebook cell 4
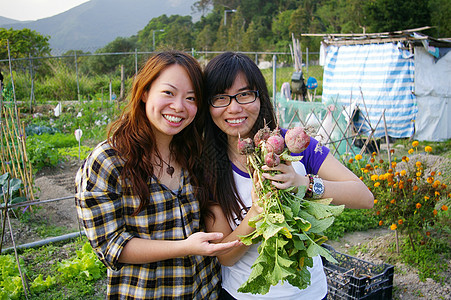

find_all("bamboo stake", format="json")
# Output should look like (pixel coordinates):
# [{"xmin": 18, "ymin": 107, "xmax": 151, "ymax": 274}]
[
  {"xmin": 1, "ymin": 125, "xmax": 18, "ymax": 178},
  {"xmin": 4, "ymin": 108, "xmax": 25, "ymax": 185},
  {"xmin": 7, "ymin": 210, "xmax": 30, "ymax": 299},
  {"xmin": 21, "ymin": 122, "xmax": 34, "ymax": 200}
]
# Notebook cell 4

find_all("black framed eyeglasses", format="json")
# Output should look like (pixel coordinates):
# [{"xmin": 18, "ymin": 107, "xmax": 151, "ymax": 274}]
[{"xmin": 210, "ymin": 90, "xmax": 259, "ymax": 108}]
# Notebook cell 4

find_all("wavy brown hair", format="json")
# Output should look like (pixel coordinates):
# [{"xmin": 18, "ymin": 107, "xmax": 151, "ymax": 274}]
[{"xmin": 108, "ymin": 51, "xmax": 206, "ymax": 216}]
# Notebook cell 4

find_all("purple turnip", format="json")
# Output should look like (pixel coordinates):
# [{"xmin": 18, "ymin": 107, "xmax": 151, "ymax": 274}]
[
  {"xmin": 285, "ymin": 127, "xmax": 310, "ymax": 153},
  {"xmin": 237, "ymin": 137, "xmax": 255, "ymax": 155},
  {"xmin": 265, "ymin": 152, "xmax": 280, "ymax": 167},
  {"xmin": 254, "ymin": 125, "xmax": 271, "ymax": 146},
  {"xmin": 265, "ymin": 134, "xmax": 285, "ymax": 155}
]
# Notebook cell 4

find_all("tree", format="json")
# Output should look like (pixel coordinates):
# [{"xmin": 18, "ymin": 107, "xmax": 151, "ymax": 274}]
[
  {"xmin": 192, "ymin": 0, "xmax": 213, "ymax": 16},
  {"xmin": 429, "ymin": 0, "xmax": 451, "ymax": 37},
  {"xmin": 364, "ymin": 0, "xmax": 431, "ymax": 33},
  {"xmin": 0, "ymin": 28, "xmax": 50, "ymax": 59},
  {"xmin": 85, "ymin": 36, "xmax": 137, "ymax": 76}
]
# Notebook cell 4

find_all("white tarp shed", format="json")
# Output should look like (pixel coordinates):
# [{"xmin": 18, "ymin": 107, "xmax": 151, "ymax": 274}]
[
  {"xmin": 414, "ymin": 46, "xmax": 451, "ymax": 141},
  {"xmin": 318, "ymin": 30, "xmax": 451, "ymax": 142}
]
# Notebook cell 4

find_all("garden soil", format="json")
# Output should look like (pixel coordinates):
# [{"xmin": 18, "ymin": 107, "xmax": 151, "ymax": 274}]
[{"xmin": 2, "ymin": 157, "xmax": 450, "ymax": 299}]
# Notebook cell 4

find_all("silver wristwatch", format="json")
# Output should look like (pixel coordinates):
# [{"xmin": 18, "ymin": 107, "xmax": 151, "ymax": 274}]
[{"xmin": 312, "ymin": 176, "xmax": 325, "ymax": 199}]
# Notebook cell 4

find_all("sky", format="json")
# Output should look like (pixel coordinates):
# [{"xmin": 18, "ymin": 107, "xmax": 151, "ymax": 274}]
[{"xmin": 0, "ymin": 0, "xmax": 90, "ymax": 21}]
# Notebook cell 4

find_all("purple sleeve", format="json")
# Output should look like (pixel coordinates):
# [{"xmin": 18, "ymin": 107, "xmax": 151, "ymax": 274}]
[{"xmin": 281, "ymin": 128, "xmax": 329, "ymax": 175}]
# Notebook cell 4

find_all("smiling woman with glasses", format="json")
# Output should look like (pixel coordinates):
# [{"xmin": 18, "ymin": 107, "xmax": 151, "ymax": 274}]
[
  {"xmin": 210, "ymin": 90, "xmax": 259, "ymax": 108},
  {"xmin": 199, "ymin": 52, "xmax": 374, "ymax": 300}
]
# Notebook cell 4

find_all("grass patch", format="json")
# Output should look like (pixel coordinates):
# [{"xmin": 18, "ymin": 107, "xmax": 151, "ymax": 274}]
[{"xmin": 324, "ymin": 208, "xmax": 379, "ymax": 241}]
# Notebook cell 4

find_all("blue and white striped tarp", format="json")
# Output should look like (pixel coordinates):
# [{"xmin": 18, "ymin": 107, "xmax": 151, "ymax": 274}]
[{"xmin": 321, "ymin": 42, "xmax": 417, "ymax": 138}]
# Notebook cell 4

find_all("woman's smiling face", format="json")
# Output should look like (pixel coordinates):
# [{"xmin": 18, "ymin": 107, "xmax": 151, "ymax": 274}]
[
  {"xmin": 142, "ymin": 64, "xmax": 197, "ymax": 139},
  {"xmin": 209, "ymin": 72, "xmax": 260, "ymax": 140}
]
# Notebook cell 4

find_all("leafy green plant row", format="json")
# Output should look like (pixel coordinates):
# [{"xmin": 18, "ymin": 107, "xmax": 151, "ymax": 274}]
[{"xmin": 0, "ymin": 239, "xmax": 106, "ymax": 299}]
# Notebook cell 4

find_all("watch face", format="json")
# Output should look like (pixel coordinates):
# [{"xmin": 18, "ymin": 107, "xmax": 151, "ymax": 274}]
[{"xmin": 313, "ymin": 182, "xmax": 324, "ymax": 195}]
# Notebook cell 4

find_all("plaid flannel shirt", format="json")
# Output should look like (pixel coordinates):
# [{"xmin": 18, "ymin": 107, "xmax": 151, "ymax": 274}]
[{"xmin": 75, "ymin": 141, "xmax": 221, "ymax": 299}]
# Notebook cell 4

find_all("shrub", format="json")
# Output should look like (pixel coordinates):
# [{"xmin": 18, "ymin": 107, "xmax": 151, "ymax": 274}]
[{"xmin": 347, "ymin": 142, "xmax": 451, "ymax": 250}]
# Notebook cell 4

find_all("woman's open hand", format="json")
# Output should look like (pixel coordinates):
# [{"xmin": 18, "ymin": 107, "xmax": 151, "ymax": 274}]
[{"xmin": 185, "ymin": 232, "xmax": 241, "ymax": 256}]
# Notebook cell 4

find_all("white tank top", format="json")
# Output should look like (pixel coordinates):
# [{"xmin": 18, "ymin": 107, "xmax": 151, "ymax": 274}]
[{"xmin": 222, "ymin": 161, "xmax": 328, "ymax": 299}]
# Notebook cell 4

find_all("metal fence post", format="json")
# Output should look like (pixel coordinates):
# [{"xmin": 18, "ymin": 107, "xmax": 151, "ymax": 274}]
[
  {"xmin": 272, "ymin": 54, "xmax": 277, "ymax": 108},
  {"xmin": 75, "ymin": 52, "xmax": 80, "ymax": 102}
]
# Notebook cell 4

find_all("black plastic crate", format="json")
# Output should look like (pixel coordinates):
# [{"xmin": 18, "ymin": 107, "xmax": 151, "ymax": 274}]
[{"xmin": 321, "ymin": 244, "xmax": 394, "ymax": 300}]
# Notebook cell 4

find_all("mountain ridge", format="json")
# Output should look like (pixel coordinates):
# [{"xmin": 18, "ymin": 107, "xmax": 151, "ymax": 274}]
[{"xmin": 1, "ymin": 0, "xmax": 199, "ymax": 52}]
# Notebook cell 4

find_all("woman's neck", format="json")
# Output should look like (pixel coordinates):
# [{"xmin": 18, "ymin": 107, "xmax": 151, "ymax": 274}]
[{"xmin": 227, "ymin": 136, "xmax": 248, "ymax": 171}]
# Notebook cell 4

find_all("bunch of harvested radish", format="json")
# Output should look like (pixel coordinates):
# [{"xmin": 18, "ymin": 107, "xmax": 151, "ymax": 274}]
[{"xmin": 237, "ymin": 125, "xmax": 344, "ymax": 295}]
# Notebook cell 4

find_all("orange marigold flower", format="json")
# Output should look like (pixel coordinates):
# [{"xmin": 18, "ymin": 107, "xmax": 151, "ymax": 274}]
[
  {"xmin": 364, "ymin": 169, "xmax": 369, "ymax": 173},
  {"xmin": 412, "ymin": 141, "xmax": 419, "ymax": 147},
  {"xmin": 405, "ymin": 157, "xmax": 410, "ymax": 162},
  {"xmin": 348, "ymin": 158, "xmax": 354, "ymax": 164},
  {"xmin": 374, "ymin": 199, "xmax": 378, "ymax": 204},
  {"xmin": 427, "ymin": 177, "xmax": 434, "ymax": 184},
  {"xmin": 398, "ymin": 219, "xmax": 403, "ymax": 225},
  {"xmin": 418, "ymin": 172, "xmax": 424, "ymax": 177},
  {"xmin": 435, "ymin": 191, "xmax": 440, "ymax": 197},
  {"xmin": 355, "ymin": 154, "xmax": 363, "ymax": 160},
  {"xmin": 438, "ymin": 171, "xmax": 442, "ymax": 176},
  {"xmin": 400, "ymin": 170, "xmax": 407, "ymax": 176},
  {"xmin": 408, "ymin": 149, "xmax": 414, "ymax": 154},
  {"xmin": 379, "ymin": 174, "xmax": 385, "ymax": 180},
  {"xmin": 391, "ymin": 162, "xmax": 397, "ymax": 168},
  {"xmin": 374, "ymin": 182, "xmax": 380, "ymax": 188},
  {"xmin": 448, "ymin": 193, "xmax": 451, "ymax": 198},
  {"xmin": 433, "ymin": 209, "xmax": 438, "ymax": 216},
  {"xmin": 413, "ymin": 185, "xmax": 419, "ymax": 191},
  {"xmin": 388, "ymin": 168, "xmax": 393, "ymax": 173},
  {"xmin": 390, "ymin": 149, "xmax": 395, "ymax": 154},
  {"xmin": 442, "ymin": 205, "xmax": 448, "ymax": 211},
  {"xmin": 430, "ymin": 171, "xmax": 436, "ymax": 176},
  {"xmin": 390, "ymin": 224, "xmax": 397, "ymax": 230},
  {"xmin": 379, "ymin": 159, "xmax": 384, "ymax": 164},
  {"xmin": 434, "ymin": 180, "xmax": 441, "ymax": 186},
  {"xmin": 402, "ymin": 156, "xmax": 407, "ymax": 162},
  {"xmin": 359, "ymin": 176, "xmax": 363, "ymax": 180},
  {"xmin": 370, "ymin": 158, "xmax": 375, "ymax": 163},
  {"xmin": 442, "ymin": 184, "xmax": 447, "ymax": 189},
  {"xmin": 371, "ymin": 174, "xmax": 379, "ymax": 181},
  {"xmin": 376, "ymin": 210, "xmax": 380, "ymax": 215},
  {"xmin": 379, "ymin": 220, "xmax": 383, "ymax": 226},
  {"xmin": 416, "ymin": 203, "xmax": 422, "ymax": 209},
  {"xmin": 399, "ymin": 183, "xmax": 404, "ymax": 189},
  {"xmin": 395, "ymin": 172, "xmax": 400, "ymax": 177},
  {"xmin": 426, "ymin": 231, "xmax": 431, "ymax": 237},
  {"xmin": 390, "ymin": 199, "xmax": 396, "ymax": 204},
  {"xmin": 416, "ymin": 161, "xmax": 422, "ymax": 168},
  {"xmin": 424, "ymin": 196, "xmax": 430, "ymax": 201},
  {"xmin": 372, "ymin": 152, "xmax": 377, "ymax": 157},
  {"xmin": 425, "ymin": 146, "xmax": 432, "ymax": 153},
  {"xmin": 365, "ymin": 164, "xmax": 371, "ymax": 169}
]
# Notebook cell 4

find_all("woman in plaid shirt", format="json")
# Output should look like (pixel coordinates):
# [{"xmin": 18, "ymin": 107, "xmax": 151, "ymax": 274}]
[{"xmin": 75, "ymin": 51, "xmax": 239, "ymax": 299}]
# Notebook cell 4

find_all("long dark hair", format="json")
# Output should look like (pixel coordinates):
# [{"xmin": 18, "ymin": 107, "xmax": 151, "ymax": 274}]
[
  {"xmin": 108, "ymin": 51, "xmax": 206, "ymax": 216},
  {"xmin": 201, "ymin": 52, "xmax": 277, "ymax": 224}
]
